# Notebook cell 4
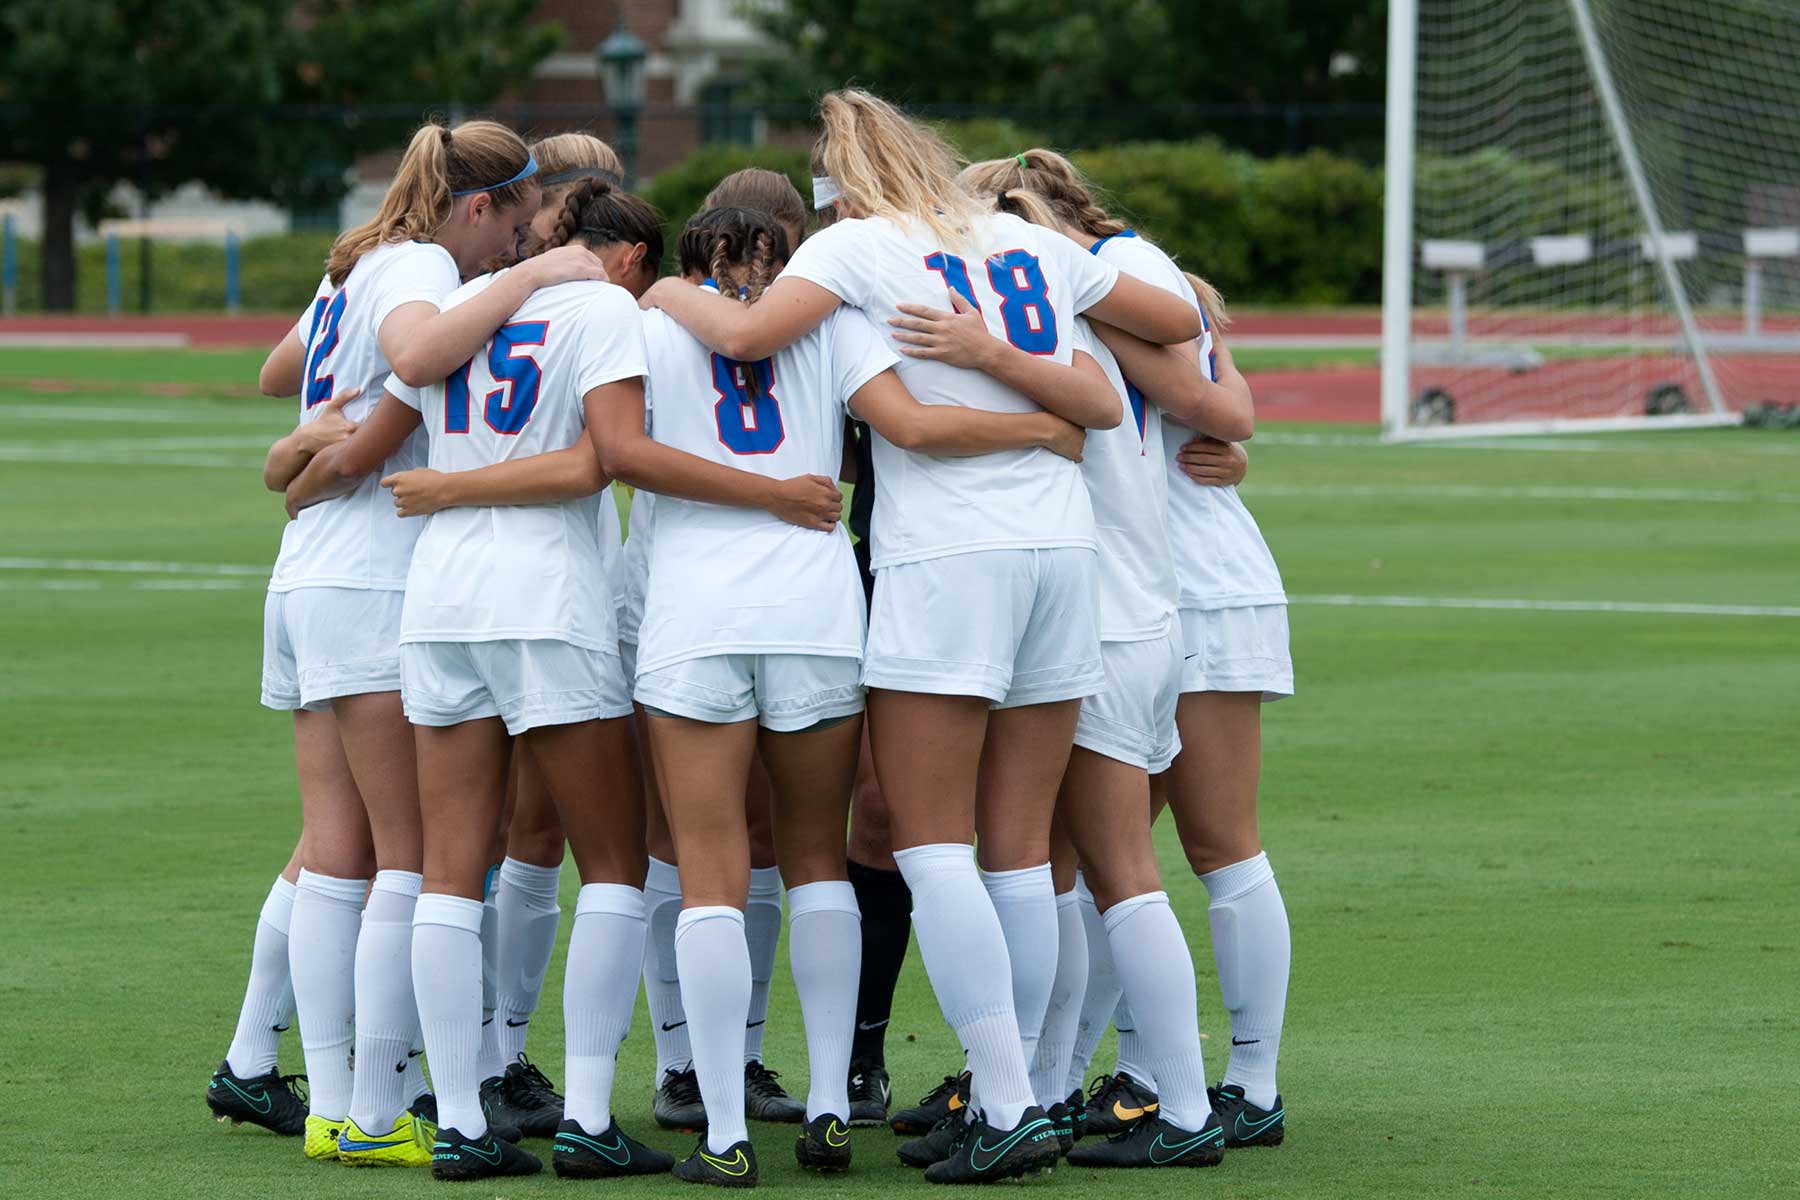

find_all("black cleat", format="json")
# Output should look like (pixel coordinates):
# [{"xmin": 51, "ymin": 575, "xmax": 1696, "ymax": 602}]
[
  {"xmin": 890, "ymin": 1071, "xmax": 968, "ymax": 1136},
  {"xmin": 794, "ymin": 1113, "xmax": 854, "ymax": 1172},
  {"xmin": 430, "ymin": 1124, "xmax": 542, "ymax": 1181},
  {"xmin": 897, "ymin": 1113, "xmax": 964, "ymax": 1168},
  {"xmin": 206, "ymin": 1060, "xmax": 308, "ymax": 1136},
  {"xmin": 847, "ymin": 1062, "xmax": 890, "ymax": 1127},
  {"xmin": 1209, "ymin": 1083, "xmax": 1285, "ymax": 1147},
  {"xmin": 476, "ymin": 1076, "xmax": 525, "ymax": 1143},
  {"xmin": 673, "ymin": 1137, "xmax": 759, "ymax": 1187},
  {"xmin": 499, "ymin": 1055, "xmax": 565, "ymax": 1139},
  {"xmin": 922, "ymin": 1106, "xmax": 1059, "ymax": 1184},
  {"xmin": 743, "ymin": 1061, "xmax": 805, "ymax": 1123},
  {"xmin": 1044, "ymin": 1100, "xmax": 1075, "ymax": 1156},
  {"xmin": 409, "ymin": 1091, "xmax": 437, "ymax": 1126},
  {"xmin": 1061, "ymin": 1088, "xmax": 1089, "ymax": 1142},
  {"xmin": 1065, "ymin": 1111, "xmax": 1224, "ymax": 1168},
  {"xmin": 656, "ymin": 1067, "xmax": 708, "ymax": 1131},
  {"xmin": 553, "ymin": 1117, "xmax": 674, "ymax": 1178},
  {"xmin": 1079, "ymin": 1072, "xmax": 1159, "ymax": 1140}
]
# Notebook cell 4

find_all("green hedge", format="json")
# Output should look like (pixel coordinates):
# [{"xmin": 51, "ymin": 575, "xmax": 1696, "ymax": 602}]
[
  {"xmin": 637, "ymin": 143, "xmax": 813, "ymax": 263},
  {"xmin": 2, "ymin": 231, "xmax": 335, "ymax": 315}
]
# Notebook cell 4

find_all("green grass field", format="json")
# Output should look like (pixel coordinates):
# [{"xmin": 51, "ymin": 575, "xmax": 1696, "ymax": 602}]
[{"xmin": 3, "ymin": 348, "xmax": 1798, "ymax": 1198}]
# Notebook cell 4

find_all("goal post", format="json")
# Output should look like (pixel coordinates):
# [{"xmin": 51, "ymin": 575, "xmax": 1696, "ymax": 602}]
[{"xmin": 1382, "ymin": 0, "xmax": 1800, "ymax": 440}]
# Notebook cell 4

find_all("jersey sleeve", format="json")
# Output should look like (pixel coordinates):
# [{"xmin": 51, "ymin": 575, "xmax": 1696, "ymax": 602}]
[
  {"xmin": 825, "ymin": 309, "xmax": 902, "ymax": 411},
  {"xmin": 780, "ymin": 220, "xmax": 872, "ymax": 307},
  {"xmin": 387, "ymin": 374, "xmax": 424, "ymax": 412},
  {"xmin": 574, "ymin": 288, "xmax": 649, "ymax": 395},
  {"xmin": 1101, "ymin": 236, "xmax": 1191, "ymax": 300},
  {"xmin": 368, "ymin": 244, "xmax": 460, "ymax": 335},
  {"xmin": 1036, "ymin": 226, "xmax": 1120, "ymax": 314}
]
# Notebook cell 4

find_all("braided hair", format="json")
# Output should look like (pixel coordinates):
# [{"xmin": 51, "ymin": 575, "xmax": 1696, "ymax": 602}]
[
  {"xmin": 677, "ymin": 206, "xmax": 791, "ymax": 307},
  {"xmin": 536, "ymin": 178, "xmax": 664, "ymax": 276}
]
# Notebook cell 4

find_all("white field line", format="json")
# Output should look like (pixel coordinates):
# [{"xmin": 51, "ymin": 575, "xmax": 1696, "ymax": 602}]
[
  {"xmin": 0, "ymin": 333, "xmax": 188, "ymax": 348},
  {"xmin": 0, "ymin": 557, "xmax": 269, "ymax": 576},
  {"xmin": 0, "ymin": 403, "xmax": 286, "ymax": 425},
  {"xmin": 1291, "ymin": 594, "xmax": 1800, "ymax": 618},
  {"xmin": 1251, "ymin": 482, "xmax": 1800, "ymax": 504},
  {"xmin": 1255, "ymin": 430, "xmax": 1800, "ymax": 456},
  {"xmin": 0, "ymin": 446, "xmax": 262, "ymax": 469}
]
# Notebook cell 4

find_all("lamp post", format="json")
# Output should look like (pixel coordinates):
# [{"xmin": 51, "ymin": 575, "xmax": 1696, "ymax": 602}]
[{"xmin": 596, "ymin": 15, "xmax": 648, "ymax": 186}]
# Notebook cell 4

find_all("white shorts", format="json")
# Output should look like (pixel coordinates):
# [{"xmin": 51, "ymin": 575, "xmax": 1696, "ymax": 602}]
[
  {"xmin": 400, "ymin": 639, "xmax": 633, "ymax": 735},
  {"xmin": 1074, "ymin": 630, "xmax": 1184, "ymax": 772},
  {"xmin": 863, "ymin": 547, "xmax": 1103, "ymax": 708},
  {"xmin": 635, "ymin": 653, "xmax": 864, "ymax": 732},
  {"xmin": 261, "ymin": 587, "xmax": 403, "ymax": 711},
  {"xmin": 1178, "ymin": 605, "xmax": 1293, "ymax": 700}
]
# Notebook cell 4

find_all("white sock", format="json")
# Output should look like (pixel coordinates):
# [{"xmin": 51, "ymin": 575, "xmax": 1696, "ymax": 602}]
[
  {"xmin": 675, "ymin": 906, "xmax": 751, "ymax": 1153},
  {"xmin": 1030, "ymin": 888, "xmax": 1086, "ymax": 1108},
  {"xmin": 496, "ymin": 856, "xmax": 563, "ymax": 1063},
  {"xmin": 744, "ymin": 866, "xmax": 783, "ymax": 1063},
  {"xmin": 1105, "ymin": 892, "xmax": 1209, "ymax": 1131},
  {"xmin": 642, "ymin": 857, "xmax": 691, "ymax": 1077},
  {"xmin": 478, "ymin": 867, "xmax": 506, "ymax": 1082},
  {"xmin": 348, "ymin": 870, "xmax": 424, "ymax": 1134},
  {"xmin": 893, "ymin": 843, "xmax": 1034, "ymax": 1130},
  {"xmin": 563, "ymin": 883, "xmax": 646, "ymax": 1134},
  {"xmin": 287, "ymin": 869, "xmax": 365, "ymax": 1119},
  {"xmin": 1113, "ymin": 994, "xmax": 1155, "ymax": 1090},
  {"xmin": 413, "ymin": 893, "xmax": 487, "ymax": 1137},
  {"xmin": 979, "ymin": 862, "xmax": 1057, "ymax": 1088},
  {"xmin": 787, "ymin": 880, "xmax": 860, "ymax": 1121},
  {"xmin": 1065, "ymin": 874, "xmax": 1122, "ymax": 1094},
  {"xmin": 225, "ymin": 876, "xmax": 297, "ymax": 1078},
  {"xmin": 1201, "ymin": 852, "xmax": 1290, "ymax": 1109}
]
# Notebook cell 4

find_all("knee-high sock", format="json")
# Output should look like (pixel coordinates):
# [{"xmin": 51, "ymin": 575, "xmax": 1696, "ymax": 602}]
[
  {"xmin": 563, "ymin": 884, "xmax": 646, "ymax": 1134},
  {"xmin": 743, "ymin": 867, "xmax": 783, "ymax": 1063},
  {"xmin": 1104, "ymin": 891, "xmax": 1209, "ymax": 1132},
  {"xmin": 496, "ymin": 856, "xmax": 563, "ymax": 1063},
  {"xmin": 1065, "ymin": 874, "xmax": 1122, "ymax": 1093},
  {"xmin": 980, "ymin": 863, "xmax": 1058, "ymax": 1082},
  {"xmin": 676, "ymin": 907, "xmax": 751, "ymax": 1153},
  {"xmin": 1201, "ymin": 852, "xmax": 1290, "ymax": 1109},
  {"xmin": 287, "ymin": 869, "xmax": 365, "ymax": 1120},
  {"xmin": 642, "ymin": 857, "xmax": 690, "ymax": 1077},
  {"xmin": 349, "ymin": 870, "xmax": 424, "ymax": 1134},
  {"xmin": 225, "ymin": 876, "xmax": 297, "ymax": 1078},
  {"xmin": 787, "ymin": 881, "xmax": 860, "ymax": 1121},
  {"xmin": 478, "ymin": 866, "xmax": 506, "ymax": 1082},
  {"xmin": 893, "ymin": 844, "xmax": 1035, "ymax": 1130},
  {"xmin": 1112, "ymin": 993, "xmax": 1155, "ymax": 1090},
  {"xmin": 847, "ymin": 859, "xmax": 911, "ymax": 1067},
  {"xmin": 1030, "ymin": 888, "xmax": 1086, "ymax": 1107},
  {"xmin": 413, "ymin": 893, "xmax": 487, "ymax": 1137}
]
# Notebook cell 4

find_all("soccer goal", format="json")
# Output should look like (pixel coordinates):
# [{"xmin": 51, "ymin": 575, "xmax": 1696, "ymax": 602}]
[{"xmin": 1380, "ymin": 0, "xmax": 1800, "ymax": 439}]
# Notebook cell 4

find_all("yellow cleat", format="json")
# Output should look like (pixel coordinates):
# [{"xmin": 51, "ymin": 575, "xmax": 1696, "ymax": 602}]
[
  {"xmin": 336, "ymin": 1111, "xmax": 437, "ymax": 1168},
  {"xmin": 303, "ymin": 1114, "xmax": 349, "ymax": 1160}
]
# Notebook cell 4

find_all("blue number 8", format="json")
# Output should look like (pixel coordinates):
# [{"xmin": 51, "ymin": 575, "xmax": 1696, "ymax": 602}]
[
  {"xmin": 303, "ymin": 290, "xmax": 348, "ymax": 408},
  {"xmin": 445, "ymin": 321, "xmax": 548, "ymax": 435},
  {"xmin": 923, "ymin": 250, "xmax": 1058, "ymax": 354},
  {"xmin": 712, "ymin": 353, "xmax": 784, "ymax": 454}
]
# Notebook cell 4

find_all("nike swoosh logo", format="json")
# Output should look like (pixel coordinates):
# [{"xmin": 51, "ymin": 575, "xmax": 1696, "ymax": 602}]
[
  {"xmin": 947, "ymin": 1093, "xmax": 965, "ymax": 1113},
  {"xmin": 408, "ymin": 1048, "xmax": 424, "ymax": 1058},
  {"xmin": 824, "ymin": 1121, "xmax": 849, "ymax": 1148},
  {"xmin": 1149, "ymin": 1127, "xmax": 1223, "ymax": 1165},
  {"xmin": 1185, "ymin": 652, "xmax": 1200, "ymax": 660},
  {"xmin": 341, "ymin": 1136, "xmax": 412, "ymax": 1152},
  {"xmin": 660, "ymin": 1020, "xmax": 686, "ymax": 1031},
  {"xmin": 1112, "ymin": 1099, "xmax": 1158, "ymax": 1122},
  {"xmin": 1230, "ymin": 1037, "xmax": 1261, "ymax": 1046},
  {"xmin": 856, "ymin": 1018, "xmax": 889, "ymax": 1031},
  {"xmin": 505, "ymin": 1018, "xmax": 530, "ymax": 1028},
  {"xmin": 969, "ymin": 1119, "xmax": 1052, "ymax": 1172},
  {"xmin": 745, "ymin": 1020, "xmax": 765, "ymax": 1030},
  {"xmin": 271, "ymin": 1022, "xmax": 292, "ymax": 1033},
  {"xmin": 1235, "ymin": 1109, "xmax": 1284, "ymax": 1138},
  {"xmin": 557, "ymin": 1130, "xmax": 630, "ymax": 1164},
  {"xmin": 220, "ymin": 1076, "xmax": 273, "ymax": 1114},
  {"xmin": 462, "ymin": 1137, "xmax": 503, "ymax": 1165},
  {"xmin": 700, "ymin": 1148, "xmax": 750, "ymax": 1176}
]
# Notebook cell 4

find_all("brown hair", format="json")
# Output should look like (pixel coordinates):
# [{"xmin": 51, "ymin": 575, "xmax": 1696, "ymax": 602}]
[
  {"xmin": 539, "ymin": 179, "xmax": 664, "ymax": 275},
  {"xmin": 325, "ymin": 119, "xmax": 535, "ymax": 285},
  {"xmin": 531, "ymin": 132, "xmax": 625, "ymax": 200},
  {"xmin": 704, "ymin": 168, "xmax": 808, "ymax": 240},
  {"xmin": 677, "ymin": 206, "xmax": 790, "ymax": 307},
  {"xmin": 811, "ymin": 89, "xmax": 979, "ymax": 250},
  {"xmin": 961, "ymin": 149, "xmax": 1230, "ymax": 329}
]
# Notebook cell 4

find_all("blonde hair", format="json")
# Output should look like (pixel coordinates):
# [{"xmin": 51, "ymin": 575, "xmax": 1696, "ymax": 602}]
[
  {"xmin": 531, "ymin": 132, "xmax": 625, "ymax": 199},
  {"xmin": 961, "ymin": 149, "xmax": 1230, "ymax": 330},
  {"xmin": 705, "ymin": 168, "xmax": 808, "ymax": 241},
  {"xmin": 812, "ymin": 89, "xmax": 980, "ymax": 250},
  {"xmin": 326, "ymin": 120, "xmax": 534, "ymax": 285}
]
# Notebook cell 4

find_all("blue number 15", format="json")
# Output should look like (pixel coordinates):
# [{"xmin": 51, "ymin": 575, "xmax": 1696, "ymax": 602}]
[{"xmin": 446, "ymin": 321, "xmax": 548, "ymax": 435}]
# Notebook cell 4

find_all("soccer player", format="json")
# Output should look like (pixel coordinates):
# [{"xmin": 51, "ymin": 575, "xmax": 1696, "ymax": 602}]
[
  {"xmin": 250, "ymin": 119, "xmax": 606, "ymax": 1166},
  {"xmin": 639, "ymin": 89, "xmax": 1202, "ymax": 1185}
]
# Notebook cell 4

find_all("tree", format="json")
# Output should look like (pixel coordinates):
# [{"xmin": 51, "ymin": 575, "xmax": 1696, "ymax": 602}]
[{"xmin": 0, "ymin": 1, "xmax": 558, "ymax": 310}]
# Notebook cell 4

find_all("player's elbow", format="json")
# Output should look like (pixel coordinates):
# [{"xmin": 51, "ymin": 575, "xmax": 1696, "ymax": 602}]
[
  {"xmin": 1213, "ymin": 406, "xmax": 1255, "ymax": 444},
  {"xmin": 387, "ymin": 348, "xmax": 435, "ymax": 390},
  {"xmin": 1088, "ymin": 393, "xmax": 1124, "ymax": 431}
]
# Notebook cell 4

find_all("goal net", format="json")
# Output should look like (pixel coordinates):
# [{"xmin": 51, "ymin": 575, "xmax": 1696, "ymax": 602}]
[{"xmin": 1381, "ymin": 0, "xmax": 1800, "ymax": 438}]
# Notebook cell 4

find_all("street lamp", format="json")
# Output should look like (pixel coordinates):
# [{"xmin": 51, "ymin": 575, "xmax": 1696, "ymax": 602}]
[{"xmin": 596, "ymin": 15, "xmax": 648, "ymax": 186}]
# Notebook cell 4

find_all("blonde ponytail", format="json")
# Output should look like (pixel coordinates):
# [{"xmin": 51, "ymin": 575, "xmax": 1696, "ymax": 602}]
[
  {"xmin": 1184, "ymin": 272, "xmax": 1231, "ymax": 331},
  {"xmin": 812, "ymin": 89, "xmax": 980, "ymax": 250}
]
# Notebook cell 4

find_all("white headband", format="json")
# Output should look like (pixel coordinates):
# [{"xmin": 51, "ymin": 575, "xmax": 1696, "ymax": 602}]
[{"xmin": 811, "ymin": 175, "xmax": 841, "ymax": 211}]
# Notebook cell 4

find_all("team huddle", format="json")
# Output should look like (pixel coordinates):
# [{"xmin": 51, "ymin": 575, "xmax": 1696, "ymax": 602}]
[{"xmin": 204, "ymin": 88, "xmax": 1294, "ymax": 1186}]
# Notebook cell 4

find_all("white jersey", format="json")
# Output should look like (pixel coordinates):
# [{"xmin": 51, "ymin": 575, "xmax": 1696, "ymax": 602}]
[
  {"xmin": 268, "ymin": 240, "xmax": 455, "ymax": 592},
  {"xmin": 391, "ymin": 272, "xmax": 647, "ymax": 650},
  {"xmin": 1070, "ymin": 318, "xmax": 1179, "ymax": 641},
  {"xmin": 599, "ymin": 484, "xmax": 625, "ymax": 613},
  {"xmin": 782, "ymin": 212, "xmax": 1119, "ymax": 569},
  {"xmin": 634, "ymin": 303, "xmax": 888, "ymax": 675},
  {"xmin": 1092, "ymin": 232, "xmax": 1287, "ymax": 610},
  {"xmin": 619, "ymin": 488, "xmax": 653, "ymax": 646}
]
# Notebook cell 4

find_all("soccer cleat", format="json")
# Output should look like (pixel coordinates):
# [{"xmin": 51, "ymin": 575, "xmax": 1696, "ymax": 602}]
[
  {"xmin": 1044, "ymin": 1100, "xmax": 1075, "ymax": 1157},
  {"xmin": 499, "ymin": 1055, "xmax": 566, "ymax": 1139},
  {"xmin": 553, "ymin": 1117, "xmax": 675, "ymax": 1178},
  {"xmin": 794, "ymin": 1113, "xmax": 854, "ymax": 1172},
  {"xmin": 1061, "ymin": 1088, "xmax": 1089, "ymax": 1142},
  {"xmin": 409, "ymin": 1091, "xmax": 437, "ymax": 1125},
  {"xmin": 206, "ymin": 1061, "xmax": 308, "ymax": 1136},
  {"xmin": 897, "ymin": 1113, "xmax": 964, "ymax": 1168},
  {"xmin": 430, "ymin": 1125, "xmax": 542, "ymax": 1181},
  {"xmin": 476, "ymin": 1075, "xmax": 526, "ymax": 1143},
  {"xmin": 673, "ymin": 1137, "xmax": 759, "ymax": 1188},
  {"xmin": 743, "ymin": 1061, "xmax": 805, "ymax": 1123},
  {"xmin": 336, "ymin": 1111, "xmax": 436, "ymax": 1168},
  {"xmin": 1065, "ymin": 1112, "xmax": 1225, "ymax": 1168},
  {"xmin": 303, "ymin": 1114, "xmax": 349, "ymax": 1161},
  {"xmin": 890, "ymin": 1071, "xmax": 968, "ymax": 1136},
  {"xmin": 656, "ymin": 1067, "xmax": 708, "ymax": 1131},
  {"xmin": 1209, "ymin": 1083, "xmax": 1285, "ymax": 1148},
  {"xmin": 922, "ymin": 1106, "xmax": 1059, "ymax": 1184},
  {"xmin": 847, "ymin": 1062, "xmax": 891, "ymax": 1127},
  {"xmin": 1079, "ymin": 1072, "xmax": 1159, "ymax": 1140}
]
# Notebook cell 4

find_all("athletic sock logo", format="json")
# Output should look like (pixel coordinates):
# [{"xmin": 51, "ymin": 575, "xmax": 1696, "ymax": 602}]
[
  {"xmin": 505, "ymin": 1018, "xmax": 531, "ymax": 1028},
  {"xmin": 1230, "ymin": 1037, "xmax": 1261, "ymax": 1046},
  {"xmin": 856, "ymin": 1018, "xmax": 889, "ymax": 1031},
  {"xmin": 661, "ymin": 1019, "xmax": 687, "ymax": 1031}
]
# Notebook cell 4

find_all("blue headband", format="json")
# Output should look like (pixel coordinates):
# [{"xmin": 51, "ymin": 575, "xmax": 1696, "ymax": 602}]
[{"xmin": 451, "ymin": 152, "xmax": 539, "ymax": 197}]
